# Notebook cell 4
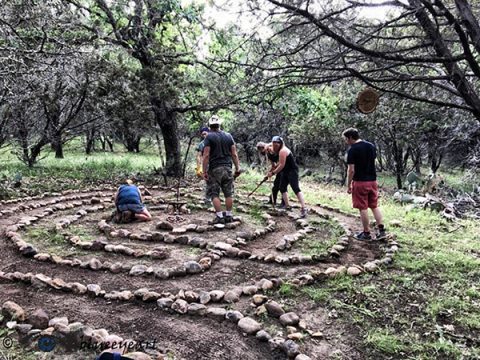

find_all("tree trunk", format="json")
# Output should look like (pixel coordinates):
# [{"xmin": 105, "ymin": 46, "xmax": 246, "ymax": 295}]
[
  {"xmin": 151, "ymin": 98, "xmax": 182, "ymax": 176},
  {"xmin": 52, "ymin": 133, "xmax": 64, "ymax": 159}
]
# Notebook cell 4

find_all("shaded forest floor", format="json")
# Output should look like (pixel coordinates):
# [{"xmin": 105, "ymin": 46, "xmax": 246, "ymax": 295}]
[{"xmin": 0, "ymin": 148, "xmax": 479, "ymax": 360}]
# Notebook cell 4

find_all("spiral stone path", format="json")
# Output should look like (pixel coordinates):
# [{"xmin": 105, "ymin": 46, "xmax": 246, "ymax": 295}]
[{"xmin": 0, "ymin": 184, "xmax": 399, "ymax": 359}]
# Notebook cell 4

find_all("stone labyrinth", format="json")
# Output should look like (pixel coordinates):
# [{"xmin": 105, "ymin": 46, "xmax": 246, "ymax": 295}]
[{"xmin": 0, "ymin": 184, "xmax": 399, "ymax": 359}]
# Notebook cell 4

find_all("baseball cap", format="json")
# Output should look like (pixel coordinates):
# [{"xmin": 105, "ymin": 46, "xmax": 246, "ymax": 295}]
[
  {"xmin": 272, "ymin": 136, "xmax": 283, "ymax": 143},
  {"xmin": 208, "ymin": 115, "xmax": 221, "ymax": 126},
  {"xmin": 200, "ymin": 127, "xmax": 209, "ymax": 133}
]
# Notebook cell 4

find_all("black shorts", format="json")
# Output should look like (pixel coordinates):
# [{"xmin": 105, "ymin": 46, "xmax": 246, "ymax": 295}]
[
  {"xmin": 272, "ymin": 174, "xmax": 281, "ymax": 192},
  {"xmin": 279, "ymin": 170, "xmax": 301, "ymax": 194}
]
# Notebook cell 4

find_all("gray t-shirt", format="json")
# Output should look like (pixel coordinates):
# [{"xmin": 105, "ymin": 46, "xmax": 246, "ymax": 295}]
[{"xmin": 203, "ymin": 131, "xmax": 235, "ymax": 170}]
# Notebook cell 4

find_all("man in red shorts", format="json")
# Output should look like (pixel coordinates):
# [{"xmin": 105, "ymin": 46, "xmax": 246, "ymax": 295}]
[{"xmin": 343, "ymin": 128, "xmax": 386, "ymax": 240}]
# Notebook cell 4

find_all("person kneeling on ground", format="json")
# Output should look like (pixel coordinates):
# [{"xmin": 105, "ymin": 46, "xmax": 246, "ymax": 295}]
[{"xmin": 114, "ymin": 179, "xmax": 152, "ymax": 223}]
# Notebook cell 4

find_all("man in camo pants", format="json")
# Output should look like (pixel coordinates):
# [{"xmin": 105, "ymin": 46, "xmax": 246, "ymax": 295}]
[{"xmin": 202, "ymin": 115, "xmax": 241, "ymax": 224}]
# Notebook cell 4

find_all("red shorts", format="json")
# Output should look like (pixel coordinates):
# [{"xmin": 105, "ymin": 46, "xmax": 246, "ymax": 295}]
[{"xmin": 352, "ymin": 181, "xmax": 378, "ymax": 210}]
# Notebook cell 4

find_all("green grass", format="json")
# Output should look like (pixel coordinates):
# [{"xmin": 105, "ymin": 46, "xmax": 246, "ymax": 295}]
[
  {"xmin": 299, "ymin": 218, "xmax": 344, "ymax": 257},
  {"xmin": 2, "ymin": 148, "xmax": 479, "ymax": 359}
]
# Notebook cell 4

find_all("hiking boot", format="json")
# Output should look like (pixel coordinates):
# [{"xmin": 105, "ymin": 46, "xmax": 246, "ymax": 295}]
[
  {"xmin": 300, "ymin": 207, "xmax": 308, "ymax": 218},
  {"xmin": 208, "ymin": 216, "xmax": 225, "ymax": 225},
  {"xmin": 224, "ymin": 215, "xmax": 233, "ymax": 223},
  {"xmin": 354, "ymin": 231, "xmax": 372, "ymax": 241},
  {"xmin": 278, "ymin": 204, "xmax": 292, "ymax": 211},
  {"xmin": 376, "ymin": 228, "xmax": 387, "ymax": 240}
]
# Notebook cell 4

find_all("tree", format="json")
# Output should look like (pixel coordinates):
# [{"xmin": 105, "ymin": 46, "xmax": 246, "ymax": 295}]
[{"xmin": 245, "ymin": 0, "xmax": 480, "ymax": 137}]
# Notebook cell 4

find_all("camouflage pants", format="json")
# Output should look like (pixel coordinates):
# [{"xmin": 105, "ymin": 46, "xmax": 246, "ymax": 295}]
[{"xmin": 206, "ymin": 166, "xmax": 234, "ymax": 199}]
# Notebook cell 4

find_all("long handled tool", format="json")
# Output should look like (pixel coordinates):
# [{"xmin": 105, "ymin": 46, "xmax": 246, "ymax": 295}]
[{"xmin": 248, "ymin": 176, "xmax": 268, "ymax": 197}]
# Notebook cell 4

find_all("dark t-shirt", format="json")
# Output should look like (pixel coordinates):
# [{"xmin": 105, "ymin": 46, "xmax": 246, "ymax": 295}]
[
  {"xmin": 203, "ymin": 131, "xmax": 235, "ymax": 170},
  {"xmin": 347, "ymin": 140, "xmax": 377, "ymax": 181}
]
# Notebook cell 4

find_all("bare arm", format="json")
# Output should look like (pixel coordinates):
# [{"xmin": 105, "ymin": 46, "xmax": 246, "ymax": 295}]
[
  {"xmin": 196, "ymin": 151, "xmax": 202, "ymax": 168},
  {"xmin": 231, "ymin": 144, "xmax": 240, "ymax": 172},
  {"xmin": 347, "ymin": 164, "xmax": 355, "ymax": 193},
  {"xmin": 202, "ymin": 146, "xmax": 210, "ymax": 179}
]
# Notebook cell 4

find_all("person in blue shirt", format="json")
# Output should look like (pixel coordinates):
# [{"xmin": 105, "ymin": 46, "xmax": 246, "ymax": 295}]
[{"xmin": 114, "ymin": 180, "xmax": 152, "ymax": 222}]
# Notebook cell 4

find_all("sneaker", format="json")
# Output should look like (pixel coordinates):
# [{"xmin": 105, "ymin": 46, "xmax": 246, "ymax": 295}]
[
  {"xmin": 354, "ymin": 231, "xmax": 372, "ymax": 241},
  {"xmin": 208, "ymin": 216, "xmax": 225, "ymax": 225},
  {"xmin": 300, "ymin": 207, "xmax": 308, "ymax": 218},
  {"xmin": 376, "ymin": 229, "xmax": 387, "ymax": 240},
  {"xmin": 278, "ymin": 204, "xmax": 292, "ymax": 210},
  {"xmin": 224, "ymin": 215, "xmax": 233, "ymax": 223}
]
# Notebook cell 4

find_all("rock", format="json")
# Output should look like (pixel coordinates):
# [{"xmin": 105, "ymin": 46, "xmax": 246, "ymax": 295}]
[
  {"xmin": 252, "ymin": 294, "xmax": 268, "ymax": 306},
  {"xmin": 130, "ymin": 265, "xmax": 148, "ymax": 276},
  {"xmin": 90, "ymin": 240, "xmax": 107, "ymax": 251},
  {"xmin": 157, "ymin": 298, "xmax": 174, "ymax": 309},
  {"xmin": 123, "ymin": 352, "xmax": 152, "ymax": 360},
  {"xmin": 279, "ymin": 312, "xmax": 300, "ymax": 326},
  {"xmin": 242, "ymin": 285, "xmax": 258, "ymax": 296},
  {"xmin": 237, "ymin": 317, "xmax": 262, "ymax": 335},
  {"xmin": 225, "ymin": 310, "xmax": 244, "ymax": 323},
  {"xmin": 199, "ymin": 291, "xmax": 211, "ymax": 305},
  {"xmin": 188, "ymin": 303, "xmax": 207, "ymax": 316},
  {"xmin": 153, "ymin": 268, "xmax": 170, "ymax": 279},
  {"xmin": 184, "ymin": 261, "xmax": 203, "ymax": 274},
  {"xmin": 265, "ymin": 301, "xmax": 285, "ymax": 318},
  {"xmin": 276, "ymin": 239, "xmax": 290, "ymax": 251},
  {"xmin": 142, "ymin": 292, "xmax": 161, "ymax": 302},
  {"xmin": 21, "ymin": 245, "xmax": 37, "ymax": 257},
  {"xmin": 325, "ymin": 267, "xmax": 339, "ymax": 278},
  {"xmin": 91, "ymin": 328, "xmax": 109, "ymax": 343},
  {"xmin": 363, "ymin": 262, "xmax": 378, "ymax": 272},
  {"xmin": 70, "ymin": 283, "xmax": 87, "ymax": 294},
  {"xmin": 237, "ymin": 250, "xmax": 252, "ymax": 258},
  {"xmin": 15, "ymin": 323, "xmax": 33, "ymax": 334},
  {"xmin": 347, "ymin": 266, "xmax": 362, "ymax": 276},
  {"xmin": 150, "ymin": 249, "xmax": 170, "ymax": 260},
  {"xmin": 49, "ymin": 316, "xmax": 68, "ymax": 327},
  {"xmin": 151, "ymin": 232, "xmax": 164, "ymax": 241},
  {"xmin": 213, "ymin": 223, "xmax": 225, "ymax": 230},
  {"xmin": 287, "ymin": 332, "xmax": 304, "ymax": 341},
  {"xmin": 257, "ymin": 278, "xmax": 274, "ymax": 291},
  {"xmin": 171, "ymin": 299, "xmax": 188, "ymax": 314},
  {"xmin": 281, "ymin": 339, "xmax": 300, "ymax": 358},
  {"xmin": 183, "ymin": 291, "xmax": 198, "ymax": 303},
  {"xmin": 172, "ymin": 227, "xmax": 187, "ymax": 235},
  {"xmin": 213, "ymin": 242, "xmax": 231, "ymax": 251},
  {"xmin": 156, "ymin": 221, "xmax": 174, "ymax": 231},
  {"xmin": 29, "ymin": 309, "xmax": 49, "ymax": 329},
  {"xmin": 209, "ymin": 290, "xmax": 225, "ymax": 302},
  {"xmin": 110, "ymin": 263, "xmax": 123, "ymax": 274},
  {"xmin": 256, "ymin": 330, "xmax": 272, "ymax": 342},
  {"xmin": 206, "ymin": 307, "xmax": 227, "ymax": 320},
  {"xmin": 89, "ymin": 258, "xmax": 102, "ymax": 271},
  {"xmin": 2, "ymin": 301, "xmax": 26, "ymax": 321},
  {"xmin": 224, "ymin": 288, "xmax": 243, "ymax": 303},
  {"xmin": 86, "ymin": 284, "xmax": 101, "ymax": 297},
  {"xmin": 295, "ymin": 355, "xmax": 312, "ymax": 360},
  {"xmin": 198, "ymin": 257, "xmax": 212, "ymax": 270}
]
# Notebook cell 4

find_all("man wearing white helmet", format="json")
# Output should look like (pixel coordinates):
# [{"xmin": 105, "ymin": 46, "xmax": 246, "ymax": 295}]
[{"xmin": 202, "ymin": 115, "xmax": 241, "ymax": 224}]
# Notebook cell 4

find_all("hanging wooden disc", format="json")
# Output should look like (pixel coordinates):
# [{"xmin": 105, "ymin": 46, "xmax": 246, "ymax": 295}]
[{"xmin": 357, "ymin": 87, "xmax": 379, "ymax": 114}]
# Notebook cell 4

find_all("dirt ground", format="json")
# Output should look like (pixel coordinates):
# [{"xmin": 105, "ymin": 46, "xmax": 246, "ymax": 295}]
[{"xmin": 0, "ymin": 187, "xmax": 383, "ymax": 360}]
